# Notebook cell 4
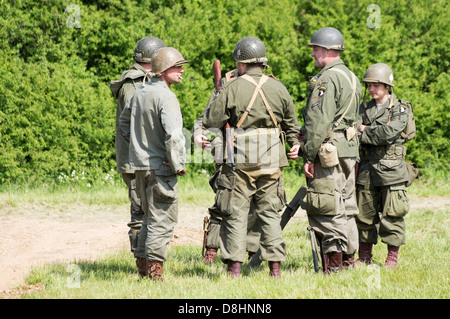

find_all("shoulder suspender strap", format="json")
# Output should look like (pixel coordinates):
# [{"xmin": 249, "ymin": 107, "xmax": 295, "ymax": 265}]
[
  {"xmin": 328, "ymin": 68, "xmax": 357, "ymax": 129},
  {"xmin": 236, "ymin": 74, "xmax": 278, "ymax": 128}
]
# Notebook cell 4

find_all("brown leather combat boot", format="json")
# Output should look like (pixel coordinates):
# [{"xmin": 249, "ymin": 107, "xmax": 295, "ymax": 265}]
[
  {"xmin": 325, "ymin": 251, "xmax": 342, "ymax": 274},
  {"xmin": 135, "ymin": 257, "xmax": 149, "ymax": 278},
  {"xmin": 356, "ymin": 242, "xmax": 373, "ymax": 264},
  {"xmin": 269, "ymin": 261, "xmax": 281, "ymax": 278},
  {"xmin": 384, "ymin": 245, "xmax": 399, "ymax": 268},
  {"xmin": 148, "ymin": 260, "xmax": 164, "ymax": 281},
  {"xmin": 203, "ymin": 248, "xmax": 218, "ymax": 263},
  {"xmin": 227, "ymin": 261, "xmax": 241, "ymax": 279},
  {"xmin": 342, "ymin": 254, "xmax": 355, "ymax": 269}
]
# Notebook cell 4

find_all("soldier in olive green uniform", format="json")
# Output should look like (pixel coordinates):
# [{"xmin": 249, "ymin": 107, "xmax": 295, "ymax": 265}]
[
  {"xmin": 299, "ymin": 27, "xmax": 361, "ymax": 274},
  {"xmin": 202, "ymin": 37, "xmax": 301, "ymax": 278},
  {"xmin": 121, "ymin": 47, "xmax": 188, "ymax": 280},
  {"xmin": 356, "ymin": 63, "xmax": 412, "ymax": 268},
  {"xmin": 193, "ymin": 85, "xmax": 266, "ymax": 263},
  {"xmin": 110, "ymin": 37, "xmax": 165, "ymax": 253}
]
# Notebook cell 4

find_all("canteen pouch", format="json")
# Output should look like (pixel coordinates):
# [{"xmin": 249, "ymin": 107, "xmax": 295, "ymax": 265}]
[{"xmin": 318, "ymin": 142, "xmax": 339, "ymax": 168}]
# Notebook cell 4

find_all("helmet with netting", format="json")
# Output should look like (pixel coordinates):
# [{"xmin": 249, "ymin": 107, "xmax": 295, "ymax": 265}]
[
  {"xmin": 134, "ymin": 36, "xmax": 166, "ymax": 63},
  {"xmin": 232, "ymin": 37, "xmax": 268, "ymax": 67}
]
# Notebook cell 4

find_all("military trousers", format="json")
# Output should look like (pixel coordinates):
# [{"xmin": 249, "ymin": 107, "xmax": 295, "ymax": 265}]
[
  {"xmin": 205, "ymin": 202, "xmax": 262, "ymax": 254},
  {"xmin": 215, "ymin": 165, "xmax": 286, "ymax": 263},
  {"xmin": 306, "ymin": 157, "xmax": 359, "ymax": 255},
  {"xmin": 205, "ymin": 165, "xmax": 262, "ymax": 253},
  {"xmin": 134, "ymin": 170, "xmax": 178, "ymax": 262},
  {"xmin": 121, "ymin": 173, "xmax": 145, "ymax": 252},
  {"xmin": 356, "ymin": 173, "xmax": 409, "ymax": 247}
]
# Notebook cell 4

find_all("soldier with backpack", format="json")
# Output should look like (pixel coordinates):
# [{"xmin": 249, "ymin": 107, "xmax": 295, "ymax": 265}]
[{"xmin": 356, "ymin": 63, "xmax": 417, "ymax": 268}]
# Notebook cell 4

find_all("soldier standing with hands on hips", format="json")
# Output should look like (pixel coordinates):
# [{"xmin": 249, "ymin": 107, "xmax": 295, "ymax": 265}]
[
  {"xmin": 298, "ymin": 27, "xmax": 362, "ymax": 274},
  {"xmin": 121, "ymin": 47, "xmax": 188, "ymax": 281}
]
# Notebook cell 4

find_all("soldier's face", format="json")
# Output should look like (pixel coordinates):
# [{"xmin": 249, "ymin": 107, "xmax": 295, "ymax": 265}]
[
  {"xmin": 163, "ymin": 66, "xmax": 184, "ymax": 86},
  {"xmin": 311, "ymin": 46, "xmax": 329, "ymax": 68},
  {"xmin": 367, "ymin": 83, "xmax": 390, "ymax": 101}
]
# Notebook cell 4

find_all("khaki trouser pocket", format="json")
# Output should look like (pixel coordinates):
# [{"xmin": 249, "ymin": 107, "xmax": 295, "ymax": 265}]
[
  {"xmin": 383, "ymin": 184, "xmax": 409, "ymax": 218},
  {"xmin": 154, "ymin": 175, "xmax": 178, "ymax": 203},
  {"xmin": 215, "ymin": 173, "xmax": 235, "ymax": 216},
  {"xmin": 209, "ymin": 165, "xmax": 222, "ymax": 192},
  {"xmin": 306, "ymin": 178, "xmax": 336, "ymax": 216}
]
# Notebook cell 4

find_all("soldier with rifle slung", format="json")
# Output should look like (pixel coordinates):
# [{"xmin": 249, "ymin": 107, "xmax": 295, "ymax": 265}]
[
  {"xmin": 193, "ymin": 62, "xmax": 266, "ymax": 263},
  {"xmin": 202, "ymin": 37, "xmax": 301, "ymax": 278}
]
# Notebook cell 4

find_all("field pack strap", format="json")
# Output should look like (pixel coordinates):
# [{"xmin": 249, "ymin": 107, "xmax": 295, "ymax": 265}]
[{"xmin": 236, "ymin": 74, "xmax": 278, "ymax": 128}]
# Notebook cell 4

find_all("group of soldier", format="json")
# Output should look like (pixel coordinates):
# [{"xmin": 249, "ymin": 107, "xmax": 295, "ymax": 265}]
[{"xmin": 110, "ymin": 26, "xmax": 415, "ymax": 281}]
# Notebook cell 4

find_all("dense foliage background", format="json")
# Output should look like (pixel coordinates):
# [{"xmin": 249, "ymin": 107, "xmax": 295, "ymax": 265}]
[{"xmin": 0, "ymin": 0, "xmax": 448, "ymax": 184}]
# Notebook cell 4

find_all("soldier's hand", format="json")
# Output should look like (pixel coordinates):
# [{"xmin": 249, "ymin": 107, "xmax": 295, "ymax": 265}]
[
  {"xmin": 176, "ymin": 167, "xmax": 187, "ymax": 176},
  {"xmin": 194, "ymin": 134, "xmax": 211, "ymax": 150},
  {"xmin": 358, "ymin": 124, "xmax": 366, "ymax": 133},
  {"xmin": 288, "ymin": 145, "xmax": 300, "ymax": 160},
  {"xmin": 303, "ymin": 162, "xmax": 314, "ymax": 178}
]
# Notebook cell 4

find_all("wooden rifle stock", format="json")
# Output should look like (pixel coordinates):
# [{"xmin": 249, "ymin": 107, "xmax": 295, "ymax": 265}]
[{"xmin": 212, "ymin": 60, "xmax": 235, "ymax": 171}]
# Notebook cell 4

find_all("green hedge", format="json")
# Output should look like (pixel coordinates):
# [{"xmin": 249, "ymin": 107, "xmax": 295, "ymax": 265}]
[{"xmin": 0, "ymin": 0, "xmax": 448, "ymax": 184}]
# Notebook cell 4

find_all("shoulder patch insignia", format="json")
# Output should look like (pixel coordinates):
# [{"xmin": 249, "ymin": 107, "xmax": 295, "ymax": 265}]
[
  {"xmin": 400, "ymin": 106, "xmax": 406, "ymax": 113},
  {"xmin": 318, "ymin": 86, "xmax": 326, "ymax": 97}
]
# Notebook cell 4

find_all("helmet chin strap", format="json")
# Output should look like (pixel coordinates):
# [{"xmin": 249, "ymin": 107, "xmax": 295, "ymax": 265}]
[{"xmin": 363, "ymin": 82, "xmax": 394, "ymax": 110}]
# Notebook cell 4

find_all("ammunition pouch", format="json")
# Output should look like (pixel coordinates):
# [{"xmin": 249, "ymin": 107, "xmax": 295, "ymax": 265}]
[{"xmin": 360, "ymin": 144, "xmax": 406, "ymax": 161}]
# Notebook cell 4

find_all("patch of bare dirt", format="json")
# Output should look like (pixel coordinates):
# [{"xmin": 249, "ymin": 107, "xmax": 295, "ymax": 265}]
[
  {"xmin": 0, "ymin": 202, "xmax": 205, "ymax": 298},
  {"xmin": 0, "ymin": 195, "xmax": 448, "ymax": 298}
]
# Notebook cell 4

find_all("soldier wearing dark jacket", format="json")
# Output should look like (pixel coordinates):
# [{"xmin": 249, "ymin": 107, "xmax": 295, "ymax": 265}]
[{"xmin": 356, "ymin": 63, "xmax": 412, "ymax": 268}]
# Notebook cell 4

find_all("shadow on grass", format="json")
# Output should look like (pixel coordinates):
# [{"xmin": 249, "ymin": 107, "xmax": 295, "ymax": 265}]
[{"xmin": 74, "ymin": 258, "xmax": 137, "ymax": 281}]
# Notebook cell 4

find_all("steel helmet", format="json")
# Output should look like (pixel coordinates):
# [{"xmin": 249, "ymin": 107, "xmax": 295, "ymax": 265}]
[
  {"xmin": 133, "ymin": 36, "xmax": 166, "ymax": 63},
  {"xmin": 363, "ymin": 63, "xmax": 395, "ymax": 87},
  {"xmin": 232, "ymin": 37, "xmax": 269, "ymax": 67},
  {"xmin": 151, "ymin": 47, "xmax": 189, "ymax": 76},
  {"xmin": 308, "ymin": 27, "xmax": 345, "ymax": 51}
]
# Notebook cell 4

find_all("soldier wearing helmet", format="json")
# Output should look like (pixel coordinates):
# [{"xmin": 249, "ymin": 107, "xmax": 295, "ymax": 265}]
[
  {"xmin": 355, "ymin": 63, "xmax": 414, "ymax": 269},
  {"xmin": 110, "ymin": 36, "xmax": 165, "ymax": 261},
  {"xmin": 299, "ymin": 27, "xmax": 362, "ymax": 274},
  {"xmin": 203, "ymin": 36, "xmax": 301, "ymax": 278},
  {"xmin": 121, "ymin": 47, "xmax": 188, "ymax": 280}
]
